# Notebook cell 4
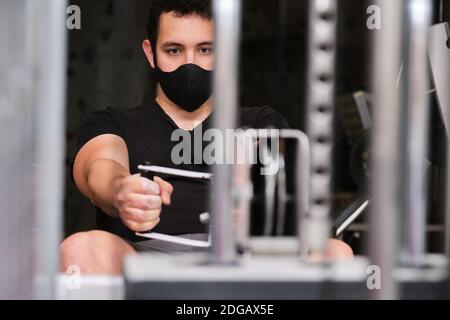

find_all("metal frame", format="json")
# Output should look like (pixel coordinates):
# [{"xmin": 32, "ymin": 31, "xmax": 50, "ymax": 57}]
[
  {"xmin": 428, "ymin": 22, "xmax": 450, "ymax": 258},
  {"xmin": 371, "ymin": 0, "xmax": 405, "ymax": 300},
  {"xmin": 233, "ymin": 129, "xmax": 310, "ymax": 255},
  {"xmin": 122, "ymin": 0, "xmax": 450, "ymax": 301},
  {"xmin": 210, "ymin": 0, "xmax": 242, "ymax": 265},
  {"xmin": 30, "ymin": 0, "xmax": 68, "ymax": 300},
  {"xmin": 2, "ymin": 0, "xmax": 449, "ymax": 301},
  {"xmin": 305, "ymin": 0, "xmax": 337, "ymax": 253},
  {"xmin": 402, "ymin": 0, "xmax": 432, "ymax": 266},
  {"xmin": 0, "ymin": 0, "xmax": 67, "ymax": 299},
  {"xmin": 0, "ymin": 0, "xmax": 35, "ymax": 300}
]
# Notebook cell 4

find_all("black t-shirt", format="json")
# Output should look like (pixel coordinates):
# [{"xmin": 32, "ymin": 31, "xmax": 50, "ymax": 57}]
[{"xmin": 74, "ymin": 100, "xmax": 289, "ymax": 242}]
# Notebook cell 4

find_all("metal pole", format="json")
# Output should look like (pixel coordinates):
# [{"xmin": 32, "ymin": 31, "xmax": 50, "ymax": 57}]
[
  {"xmin": 305, "ymin": 0, "xmax": 337, "ymax": 254},
  {"xmin": 211, "ymin": 0, "xmax": 242, "ymax": 264},
  {"xmin": 0, "ymin": 0, "xmax": 35, "ymax": 300},
  {"xmin": 30, "ymin": 0, "xmax": 68, "ymax": 299},
  {"xmin": 428, "ymin": 22, "xmax": 450, "ymax": 256},
  {"xmin": 233, "ymin": 129, "xmax": 310, "ymax": 255},
  {"xmin": 402, "ymin": 0, "xmax": 432, "ymax": 267},
  {"xmin": 281, "ymin": 130, "xmax": 311, "ymax": 256},
  {"xmin": 371, "ymin": 0, "xmax": 405, "ymax": 300}
]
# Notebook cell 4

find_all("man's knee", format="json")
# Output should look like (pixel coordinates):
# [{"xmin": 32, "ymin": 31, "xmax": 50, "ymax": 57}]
[
  {"xmin": 327, "ymin": 239, "xmax": 354, "ymax": 259},
  {"xmin": 59, "ymin": 230, "xmax": 133, "ymax": 274},
  {"xmin": 60, "ymin": 231, "xmax": 98, "ymax": 272},
  {"xmin": 309, "ymin": 239, "xmax": 354, "ymax": 262}
]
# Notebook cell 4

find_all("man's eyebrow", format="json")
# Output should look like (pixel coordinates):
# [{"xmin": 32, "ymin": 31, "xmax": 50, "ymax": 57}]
[
  {"xmin": 161, "ymin": 42, "xmax": 184, "ymax": 47},
  {"xmin": 197, "ymin": 41, "xmax": 214, "ymax": 46},
  {"xmin": 161, "ymin": 41, "xmax": 214, "ymax": 47}
]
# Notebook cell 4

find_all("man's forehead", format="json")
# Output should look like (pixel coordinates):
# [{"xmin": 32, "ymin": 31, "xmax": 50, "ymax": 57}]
[{"xmin": 158, "ymin": 11, "xmax": 214, "ymax": 44}]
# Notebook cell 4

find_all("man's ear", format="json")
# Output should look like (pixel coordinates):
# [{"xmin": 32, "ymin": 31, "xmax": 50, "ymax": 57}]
[{"xmin": 142, "ymin": 39, "xmax": 155, "ymax": 69}]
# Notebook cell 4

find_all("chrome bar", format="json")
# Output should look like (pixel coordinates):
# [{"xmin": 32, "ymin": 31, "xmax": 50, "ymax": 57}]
[
  {"xmin": 276, "ymin": 155, "xmax": 287, "ymax": 236},
  {"xmin": 371, "ymin": 0, "xmax": 405, "ymax": 300},
  {"xmin": 232, "ymin": 134, "xmax": 253, "ymax": 251},
  {"xmin": 29, "ymin": 0, "xmax": 68, "ymax": 299},
  {"xmin": 428, "ymin": 22, "xmax": 450, "ymax": 256},
  {"xmin": 305, "ymin": 0, "xmax": 338, "ymax": 253},
  {"xmin": 263, "ymin": 142, "xmax": 276, "ymax": 236},
  {"xmin": 281, "ymin": 130, "xmax": 311, "ymax": 256},
  {"xmin": 402, "ymin": 0, "xmax": 432, "ymax": 266},
  {"xmin": 0, "ymin": 0, "xmax": 35, "ymax": 300},
  {"xmin": 233, "ymin": 129, "xmax": 310, "ymax": 256},
  {"xmin": 211, "ymin": 0, "xmax": 242, "ymax": 264}
]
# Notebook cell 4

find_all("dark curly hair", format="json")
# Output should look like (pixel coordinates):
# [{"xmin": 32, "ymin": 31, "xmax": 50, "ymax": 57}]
[{"xmin": 147, "ymin": 0, "xmax": 212, "ymax": 50}]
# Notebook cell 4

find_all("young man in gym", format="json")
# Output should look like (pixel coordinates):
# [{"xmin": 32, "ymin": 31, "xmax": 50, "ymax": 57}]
[{"xmin": 60, "ymin": 0, "xmax": 353, "ymax": 275}]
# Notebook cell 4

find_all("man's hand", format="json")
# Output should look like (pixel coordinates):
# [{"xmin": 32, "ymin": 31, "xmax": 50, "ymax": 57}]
[{"xmin": 114, "ymin": 174, "xmax": 173, "ymax": 232}]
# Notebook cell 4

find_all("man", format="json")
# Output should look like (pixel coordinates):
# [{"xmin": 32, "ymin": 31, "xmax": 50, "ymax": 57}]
[{"xmin": 60, "ymin": 0, "xmax": 352, "ymax": 275}]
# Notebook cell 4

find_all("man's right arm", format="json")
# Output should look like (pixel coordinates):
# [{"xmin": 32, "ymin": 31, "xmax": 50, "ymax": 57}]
[{"xmin": 73, "ymin": 134, "xmax": 173, "ymax": 232}]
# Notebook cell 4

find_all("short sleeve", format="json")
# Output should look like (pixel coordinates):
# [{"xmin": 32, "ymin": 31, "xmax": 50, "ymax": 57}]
[
  {"xmin": 71, "ymin": 107, "xmax": 124, "ymax": 182},
  {"xmin": 255, "ymin": 106, "xmax": 290, "ymax": 129},
  {"xmin": 75, "ymin": 107, "xmax": 124, "ymax": 154},
  {"xmin": 241, "ymin": 106, "xmax": 290, "ymax": 129}
]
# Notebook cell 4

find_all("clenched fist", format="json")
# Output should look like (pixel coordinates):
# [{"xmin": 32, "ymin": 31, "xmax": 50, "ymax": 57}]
[{"xmin": 114, "ymin": 174, "xmax": 173, "ymax": 232}]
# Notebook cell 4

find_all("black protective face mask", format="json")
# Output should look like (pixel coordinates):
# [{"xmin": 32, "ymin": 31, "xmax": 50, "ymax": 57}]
[{"xmin": 155, "ymin": 63, "xmax": 212, "ymax": 112}]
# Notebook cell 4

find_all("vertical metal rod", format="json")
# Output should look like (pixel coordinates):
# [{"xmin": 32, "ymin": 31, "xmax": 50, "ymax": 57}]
[
  {"xmin": 280, "ymin": 130, "xmax": 310, "ymax": 256},
  {"xmin": 305, "ymin": 0, "xmax": 337, "ymax": 253},
  {"xmin": 403, "ymin": 0, "xmax": 432, "ymax": 266},
  {"xmin": 427, "ymin": 15, "xmax": 450, "ymax": 297},
  {"xmin": 276, "ymin": 155, "xmax": 287, "ymax": 236},
  {"xmin": 0, "ymin": 0, "xmax": 35, "ymax": 300},
  {"xmin": 30, "ymin": 0, "xmax": 68, "ymax": 299},
  {"xmin": 371, "ymin": 0, "xmax": 405, "ymax": 300},
  {"xmin": 263, "ymin": 152, "xmax": 276, "ymax": 236},
  {"xmin": 428, "ymin": 22, "xmax": 450, "ymax": 256},
  {"xmin": 211, "ymin": 0, "xmax": 242, "ymax": 264},
  {"xmin": 233, "ymin": 133, "xmax": 253, "ymax": 251},
  {"xmin": 233, "ymin": 129, "xmax": 310, "ymax": 255}
]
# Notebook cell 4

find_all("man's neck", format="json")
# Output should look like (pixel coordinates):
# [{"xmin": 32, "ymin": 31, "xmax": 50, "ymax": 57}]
[{"xmin": 155, "ymin": 87, "xmax": 213, "ymax": 131}]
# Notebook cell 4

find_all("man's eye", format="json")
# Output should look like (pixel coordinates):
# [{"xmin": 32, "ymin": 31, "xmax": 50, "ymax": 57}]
[
  {"xmin": 167, "ymin": 48, "xmax": 181, "ymax": 55},
  {"xmin": 199, "ymin": 47, "xmax": 213, "ymax": 54}
]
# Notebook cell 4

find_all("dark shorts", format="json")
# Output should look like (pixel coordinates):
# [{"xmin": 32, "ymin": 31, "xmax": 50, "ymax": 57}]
[{"xmin": 128, "ymin": 233, "xmax": 210, "ymax": 254}]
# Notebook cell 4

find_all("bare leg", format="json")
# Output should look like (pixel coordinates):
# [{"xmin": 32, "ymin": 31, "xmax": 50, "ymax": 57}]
[
  {"xmin": 309, "ymin": 239, "xmax": 354, "ymax": 262},
  {"xmin": 60, "ymin": 230, "xmax": 136, "ymax": 275}
]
